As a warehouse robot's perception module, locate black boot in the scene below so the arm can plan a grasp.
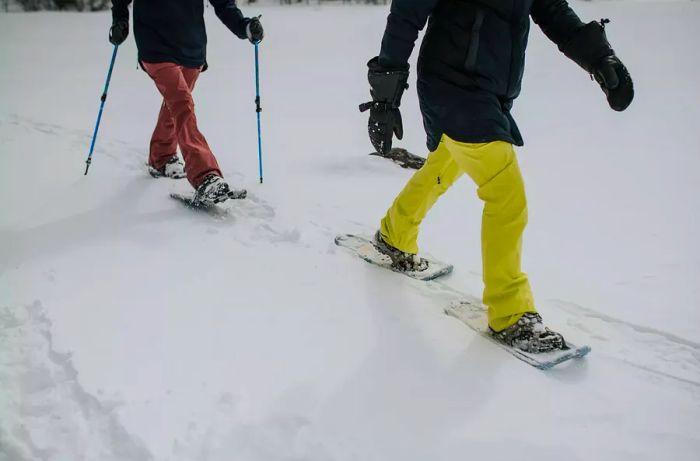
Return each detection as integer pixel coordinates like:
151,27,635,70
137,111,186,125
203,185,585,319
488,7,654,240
490,313,568,353
373,230,429,272
193,175,236,205
148,155,186,179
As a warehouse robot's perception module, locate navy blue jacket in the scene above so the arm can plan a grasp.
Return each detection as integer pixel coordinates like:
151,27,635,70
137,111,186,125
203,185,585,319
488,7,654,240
379,0,613,150
112,0,248,68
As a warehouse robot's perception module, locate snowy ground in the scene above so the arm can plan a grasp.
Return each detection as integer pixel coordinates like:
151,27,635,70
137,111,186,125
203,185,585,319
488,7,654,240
1,2,699,460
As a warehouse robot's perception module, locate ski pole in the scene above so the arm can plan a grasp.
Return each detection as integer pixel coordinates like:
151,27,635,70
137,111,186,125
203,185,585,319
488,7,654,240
254,41,264,184
84,44,119,175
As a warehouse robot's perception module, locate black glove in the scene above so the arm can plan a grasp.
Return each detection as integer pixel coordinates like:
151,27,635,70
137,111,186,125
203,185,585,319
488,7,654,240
359,57,409,154
109,19,129,46
246,16,264,44
593,55,634,111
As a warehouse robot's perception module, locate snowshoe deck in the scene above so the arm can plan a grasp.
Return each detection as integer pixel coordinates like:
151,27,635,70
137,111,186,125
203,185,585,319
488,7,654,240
170,189,247,208
445,300,591,370
335,234,453,281
369,148,426,170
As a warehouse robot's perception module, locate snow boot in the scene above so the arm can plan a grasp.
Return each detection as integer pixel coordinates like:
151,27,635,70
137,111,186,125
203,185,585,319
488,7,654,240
490,313,568,353
192,174,246,206
148,155,186,179
373,230,429,272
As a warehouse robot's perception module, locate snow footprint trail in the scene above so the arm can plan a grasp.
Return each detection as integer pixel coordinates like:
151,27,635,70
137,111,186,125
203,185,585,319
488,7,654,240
554,300,700,388
424,281,700,388
1,115,146,175
165,183,302,245
0,301,152,461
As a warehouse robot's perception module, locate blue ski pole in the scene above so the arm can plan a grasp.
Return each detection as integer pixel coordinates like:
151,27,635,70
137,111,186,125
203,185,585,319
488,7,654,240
254,41,264,184
84,44,119,175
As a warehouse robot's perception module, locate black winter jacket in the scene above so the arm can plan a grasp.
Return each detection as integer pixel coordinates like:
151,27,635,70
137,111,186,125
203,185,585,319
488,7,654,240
112,0,248,68
378,0,614,150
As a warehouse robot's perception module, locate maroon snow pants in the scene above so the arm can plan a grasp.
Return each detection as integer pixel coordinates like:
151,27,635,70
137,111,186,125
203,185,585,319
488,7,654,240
142,62,222,188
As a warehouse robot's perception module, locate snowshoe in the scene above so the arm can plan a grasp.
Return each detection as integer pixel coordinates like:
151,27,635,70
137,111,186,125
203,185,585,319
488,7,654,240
445,301,589,369
335,234,452,281
369,147,426,170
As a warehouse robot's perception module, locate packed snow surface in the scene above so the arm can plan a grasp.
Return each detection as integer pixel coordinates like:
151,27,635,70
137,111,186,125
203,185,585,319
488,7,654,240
1,2,699,460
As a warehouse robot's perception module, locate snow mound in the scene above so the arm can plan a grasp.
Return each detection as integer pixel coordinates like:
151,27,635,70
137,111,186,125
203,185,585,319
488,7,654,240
0,301,151,461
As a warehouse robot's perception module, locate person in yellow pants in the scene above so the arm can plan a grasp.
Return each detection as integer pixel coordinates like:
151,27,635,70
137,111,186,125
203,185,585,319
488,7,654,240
371,134,567,353
360,0,633,353
379,137,532,333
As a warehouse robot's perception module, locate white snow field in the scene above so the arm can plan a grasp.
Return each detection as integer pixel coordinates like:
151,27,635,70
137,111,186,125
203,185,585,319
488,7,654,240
1,2,699,460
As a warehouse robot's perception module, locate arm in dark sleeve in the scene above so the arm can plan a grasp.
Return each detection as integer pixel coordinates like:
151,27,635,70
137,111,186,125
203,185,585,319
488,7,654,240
209,0,248,40
111,0,132,22
531,0,613,73
378,0,439,69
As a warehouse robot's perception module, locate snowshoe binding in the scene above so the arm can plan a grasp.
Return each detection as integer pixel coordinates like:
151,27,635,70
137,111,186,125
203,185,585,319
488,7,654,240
149,155,186,179
373,230,429,273
490,313,568,354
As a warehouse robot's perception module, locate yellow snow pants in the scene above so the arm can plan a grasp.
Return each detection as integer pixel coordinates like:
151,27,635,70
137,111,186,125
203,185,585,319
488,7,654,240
380,135,536,331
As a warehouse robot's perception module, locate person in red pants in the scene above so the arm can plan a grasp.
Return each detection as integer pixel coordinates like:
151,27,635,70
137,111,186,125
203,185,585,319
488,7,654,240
109,1,264,205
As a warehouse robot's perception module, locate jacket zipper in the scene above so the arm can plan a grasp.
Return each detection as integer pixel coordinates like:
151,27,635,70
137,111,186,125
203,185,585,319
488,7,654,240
464,8,485,72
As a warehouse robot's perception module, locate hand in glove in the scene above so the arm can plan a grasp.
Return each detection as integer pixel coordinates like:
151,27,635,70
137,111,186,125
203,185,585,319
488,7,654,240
109,19,129,46
246,16,264,44
359,57,409,154
593,55,634,111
